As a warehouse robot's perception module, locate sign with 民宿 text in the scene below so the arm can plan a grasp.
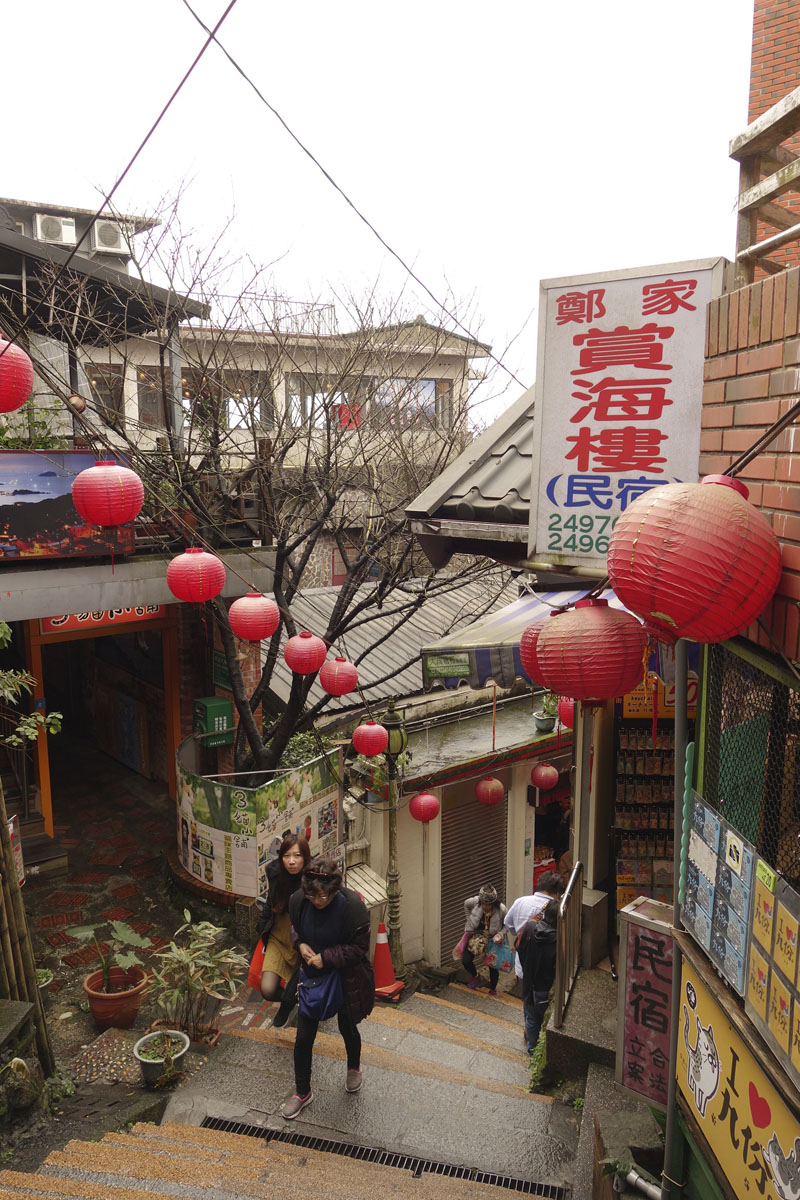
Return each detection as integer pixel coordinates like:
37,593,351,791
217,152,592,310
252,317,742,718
616,896,674,1110
530,258,725,570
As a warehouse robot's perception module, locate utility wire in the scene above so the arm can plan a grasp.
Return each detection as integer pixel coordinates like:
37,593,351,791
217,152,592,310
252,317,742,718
0,0,241,365
179,0,527,394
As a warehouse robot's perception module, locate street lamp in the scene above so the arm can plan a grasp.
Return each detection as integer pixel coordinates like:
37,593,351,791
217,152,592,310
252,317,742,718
382,699,407,978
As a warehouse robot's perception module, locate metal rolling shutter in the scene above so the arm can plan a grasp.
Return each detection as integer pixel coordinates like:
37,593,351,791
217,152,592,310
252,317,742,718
439,789,508,966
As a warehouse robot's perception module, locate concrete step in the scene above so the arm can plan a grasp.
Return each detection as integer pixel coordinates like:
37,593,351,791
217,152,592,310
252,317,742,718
0,1120,534,1199
17,833,68,879
545,968,618,1080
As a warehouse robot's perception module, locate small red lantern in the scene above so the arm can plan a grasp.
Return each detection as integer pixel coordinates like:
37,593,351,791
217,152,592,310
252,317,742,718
535,599,647,703
167,547,226,602
352,720,388,757
228,593,280,641
519,618,546,682
608,475,782,644
409,792,440,823
320,657,359,696
531,762,559,791
557,698,574,729
283,631,327,675
72,460,144,526
0,340,34,413
475,776,504,806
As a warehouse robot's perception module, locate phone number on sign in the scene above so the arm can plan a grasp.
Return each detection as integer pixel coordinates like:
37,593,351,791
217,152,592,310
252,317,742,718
547,513,618,553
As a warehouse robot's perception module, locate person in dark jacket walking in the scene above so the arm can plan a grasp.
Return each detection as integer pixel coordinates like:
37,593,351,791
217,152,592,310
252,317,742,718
256,834,310,1026
516,898,559,1053
281,856,375,1120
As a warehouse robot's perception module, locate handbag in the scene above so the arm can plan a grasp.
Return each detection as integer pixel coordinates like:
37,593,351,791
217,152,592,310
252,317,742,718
297,967,345,1020
467,931,488,957
248,939,266,990
483,933,516,974
452,931,470,960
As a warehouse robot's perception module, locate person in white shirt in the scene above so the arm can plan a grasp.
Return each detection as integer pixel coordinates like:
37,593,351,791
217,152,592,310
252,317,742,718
504,872,565,980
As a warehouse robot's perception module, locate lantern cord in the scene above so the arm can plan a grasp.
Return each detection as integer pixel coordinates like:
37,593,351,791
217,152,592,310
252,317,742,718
492,684,497,751
651,671,658,747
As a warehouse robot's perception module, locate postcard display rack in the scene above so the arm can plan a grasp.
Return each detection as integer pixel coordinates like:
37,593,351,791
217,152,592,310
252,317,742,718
613,718,692,914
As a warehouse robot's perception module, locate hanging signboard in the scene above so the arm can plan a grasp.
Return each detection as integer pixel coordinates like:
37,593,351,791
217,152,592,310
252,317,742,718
677,953,800,1200
40,606,166,634
616,896,674,1110
745,858,800,1093
529,258,725,570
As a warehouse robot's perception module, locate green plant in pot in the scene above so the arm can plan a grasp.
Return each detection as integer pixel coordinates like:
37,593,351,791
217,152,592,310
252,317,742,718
147,909,249,1047
133,1029,190,1088
73,920,152,1030
533,691,558,732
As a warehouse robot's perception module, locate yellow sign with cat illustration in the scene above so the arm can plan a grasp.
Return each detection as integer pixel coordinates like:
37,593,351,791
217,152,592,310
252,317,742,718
677,959,800,1200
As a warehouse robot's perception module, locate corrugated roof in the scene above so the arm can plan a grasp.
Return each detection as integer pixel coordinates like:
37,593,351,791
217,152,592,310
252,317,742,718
266,571,518,712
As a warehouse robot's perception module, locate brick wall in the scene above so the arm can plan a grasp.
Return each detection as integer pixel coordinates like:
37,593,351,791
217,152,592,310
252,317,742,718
747,0,800,273
703,266,800,662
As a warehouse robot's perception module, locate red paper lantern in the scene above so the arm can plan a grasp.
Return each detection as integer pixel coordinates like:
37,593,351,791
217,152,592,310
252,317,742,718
352,720,388,757
409,792,440,823
283,631,327,675
531,762,559,791
535,599,647,703
71,460,145,526
320,656,359,696
228,593,280,641
608,475,782,644
167,547,226,602
475,776,504,806
557,698,574,729
519,618,546,682
0,340,34,413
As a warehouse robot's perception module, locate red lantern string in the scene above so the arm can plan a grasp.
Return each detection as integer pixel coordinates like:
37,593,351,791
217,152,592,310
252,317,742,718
651,672,658,747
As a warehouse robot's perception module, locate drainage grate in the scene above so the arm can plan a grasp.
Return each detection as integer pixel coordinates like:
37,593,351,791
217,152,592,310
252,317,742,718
201,1115,568,1198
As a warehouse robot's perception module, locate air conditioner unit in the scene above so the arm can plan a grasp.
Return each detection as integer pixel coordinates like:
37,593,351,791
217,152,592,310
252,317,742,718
35,214,76,245
89,218,128,255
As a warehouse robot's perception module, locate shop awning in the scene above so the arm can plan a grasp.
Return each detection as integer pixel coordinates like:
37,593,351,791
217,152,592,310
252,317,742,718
421,588,630,690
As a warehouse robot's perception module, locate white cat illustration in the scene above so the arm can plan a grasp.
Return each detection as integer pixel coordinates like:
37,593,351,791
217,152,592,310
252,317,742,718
763,1134,800,1200
683,1006,720,1118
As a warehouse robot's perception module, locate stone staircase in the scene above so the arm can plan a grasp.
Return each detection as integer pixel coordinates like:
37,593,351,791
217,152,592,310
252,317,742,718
0,1119,544,1199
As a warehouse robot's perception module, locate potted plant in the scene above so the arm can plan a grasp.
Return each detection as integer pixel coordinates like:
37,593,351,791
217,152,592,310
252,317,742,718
73,919,153,1030
133,1028,190,1088
533,691,559,733
36,967,53,1007
146,909,249,1049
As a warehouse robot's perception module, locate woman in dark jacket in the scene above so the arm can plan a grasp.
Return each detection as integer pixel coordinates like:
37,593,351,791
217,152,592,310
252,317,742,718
281,856,374,1120
256,834,310,1025
516,898,559,1053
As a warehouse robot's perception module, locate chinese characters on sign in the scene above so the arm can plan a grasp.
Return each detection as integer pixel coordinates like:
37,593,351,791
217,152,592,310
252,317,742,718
617,896,674,1110
745,859,800,1093
677,957,800,1200
40,606,165,634
533,262,719,569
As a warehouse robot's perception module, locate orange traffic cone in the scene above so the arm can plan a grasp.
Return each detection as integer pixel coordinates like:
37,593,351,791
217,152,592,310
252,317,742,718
373,921,404,1000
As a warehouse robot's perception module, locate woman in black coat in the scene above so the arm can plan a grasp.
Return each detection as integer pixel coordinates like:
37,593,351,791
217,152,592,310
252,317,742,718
281,856,374,1120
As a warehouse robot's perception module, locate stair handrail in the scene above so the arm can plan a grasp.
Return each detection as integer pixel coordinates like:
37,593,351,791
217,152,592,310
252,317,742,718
553,860,583,1029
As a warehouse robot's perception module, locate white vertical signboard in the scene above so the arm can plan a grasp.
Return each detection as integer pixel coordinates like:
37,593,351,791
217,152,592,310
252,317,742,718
529,258,726,572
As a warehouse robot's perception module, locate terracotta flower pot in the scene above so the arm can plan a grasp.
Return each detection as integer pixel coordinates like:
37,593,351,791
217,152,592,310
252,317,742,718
82,966,148,1030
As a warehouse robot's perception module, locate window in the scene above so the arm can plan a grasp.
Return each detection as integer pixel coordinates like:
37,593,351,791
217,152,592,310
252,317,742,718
137,365,165,428
86,363,124,430
372,378,439,428
331,544,358,585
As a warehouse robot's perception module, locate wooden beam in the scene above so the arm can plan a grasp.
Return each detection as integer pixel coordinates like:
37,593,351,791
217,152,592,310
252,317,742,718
760,144,798,170
23,622,52,840
756,200,800,231
730,83,800,160
739,157,800,212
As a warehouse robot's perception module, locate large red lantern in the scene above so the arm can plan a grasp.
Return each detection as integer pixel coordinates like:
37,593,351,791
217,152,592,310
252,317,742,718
167,547,225,602
608,475,782,644
352,720,388,757
0,340,34,413
557,698,574,729
531,762,559,791
228,593,280,641
475,776,504,806
409,792,440,823
320,657,359,696
535,599,647,703
283,631,327,675
519,618,546,682
72,460,145,526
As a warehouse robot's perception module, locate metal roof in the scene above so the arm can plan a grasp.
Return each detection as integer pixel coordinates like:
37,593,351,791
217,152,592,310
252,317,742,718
266,571,519,712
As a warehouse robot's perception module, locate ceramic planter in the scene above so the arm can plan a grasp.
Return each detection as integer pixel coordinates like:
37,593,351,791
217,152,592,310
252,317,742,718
82,966,148,1030
533,714,556,733
133,1029,190,1087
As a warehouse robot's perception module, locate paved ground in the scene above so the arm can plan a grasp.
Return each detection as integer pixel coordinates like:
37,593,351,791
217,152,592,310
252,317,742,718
10,743,579,1194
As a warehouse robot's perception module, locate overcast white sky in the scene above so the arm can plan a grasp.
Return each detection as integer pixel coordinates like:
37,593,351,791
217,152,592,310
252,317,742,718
3,1,755,420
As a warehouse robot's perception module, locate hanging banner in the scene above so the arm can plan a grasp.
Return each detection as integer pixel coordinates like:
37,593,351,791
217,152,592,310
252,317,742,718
745,859,800,1094
677,955,800,1200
